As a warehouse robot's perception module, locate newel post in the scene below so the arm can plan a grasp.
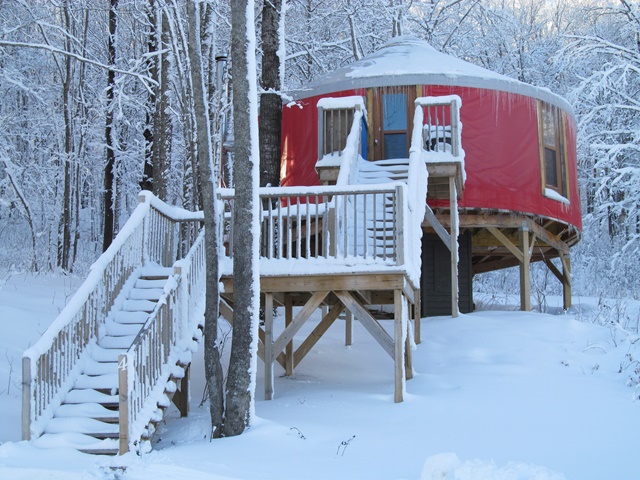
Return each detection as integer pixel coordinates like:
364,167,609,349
22,356,31,441
395,184,405,266
118,354,130,455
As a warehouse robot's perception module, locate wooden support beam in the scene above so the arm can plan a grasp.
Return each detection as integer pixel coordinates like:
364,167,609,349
285,295,294,376
221,297,286,369
519,225,531,311
294,302,344,368
273,291,328,357
544,257,565,284
335,291,394,359
414,287,421,344
450,176,459,318
264,293,274,400
424,204,451,248
394,290,405,403
560,252,572,310
486,226,524,263
172,363,190,417
345,310,353,346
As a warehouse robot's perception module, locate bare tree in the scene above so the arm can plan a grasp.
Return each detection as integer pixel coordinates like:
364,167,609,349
103,0,118,252
224,0,260,437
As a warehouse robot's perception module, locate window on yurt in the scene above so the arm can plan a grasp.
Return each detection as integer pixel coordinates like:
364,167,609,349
538,102,568,199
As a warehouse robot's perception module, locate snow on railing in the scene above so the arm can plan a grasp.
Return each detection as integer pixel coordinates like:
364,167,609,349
415,95,463,163
118,229,205,454
22,192,203,442
316,96,367,186
219,184,406,268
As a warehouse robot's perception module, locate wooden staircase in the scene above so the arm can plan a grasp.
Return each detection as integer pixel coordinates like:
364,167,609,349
32,267,189,455
354,158,411,258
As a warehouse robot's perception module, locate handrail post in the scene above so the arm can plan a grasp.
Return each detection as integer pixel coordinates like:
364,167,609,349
318,106,324,161
22,356,31,441
118,354,130,455
395,185,405,266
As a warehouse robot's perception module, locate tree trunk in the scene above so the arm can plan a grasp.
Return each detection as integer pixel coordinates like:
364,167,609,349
186,0,225,437
59,0,74,271
140,0,157,192
259,0,282,189
103,0,118,252
224,0,260,437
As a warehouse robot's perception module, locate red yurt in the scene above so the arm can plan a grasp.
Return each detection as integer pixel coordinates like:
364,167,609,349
280,36,581,315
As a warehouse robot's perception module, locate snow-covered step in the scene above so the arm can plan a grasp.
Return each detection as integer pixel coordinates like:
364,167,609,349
135,278,167,289
44,417,119,437
128,287,164,301
90,346,123,363
139,266,173,280
33,432,119,455
64,388,118,407
122,298,156,312
105,320,143,337
75,373,118,391
83,358,117,376
98,334,136,349
56,403,119,422
113,311,149,325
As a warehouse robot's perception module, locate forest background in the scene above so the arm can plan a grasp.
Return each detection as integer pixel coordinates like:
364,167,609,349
0,0,638,305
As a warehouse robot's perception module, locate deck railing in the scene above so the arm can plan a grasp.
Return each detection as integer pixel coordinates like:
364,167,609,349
118,228,205,454
22,192,203,441
220,184,408,267
415,95,462,157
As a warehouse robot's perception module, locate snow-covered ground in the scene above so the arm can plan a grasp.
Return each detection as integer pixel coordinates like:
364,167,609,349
1,273,639,479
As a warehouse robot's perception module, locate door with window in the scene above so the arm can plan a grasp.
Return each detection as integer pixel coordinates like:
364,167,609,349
370,86,417,160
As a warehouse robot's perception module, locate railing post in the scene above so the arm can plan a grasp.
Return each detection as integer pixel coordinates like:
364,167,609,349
22,356,31,441
318,106,324,161
395,185,405,266
118,354,130,455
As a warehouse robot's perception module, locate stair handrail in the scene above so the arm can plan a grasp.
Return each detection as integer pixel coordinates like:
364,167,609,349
22,191,203,441
118,227,205,454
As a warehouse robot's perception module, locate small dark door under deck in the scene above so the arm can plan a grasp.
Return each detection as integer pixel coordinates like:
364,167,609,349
421,230,473,316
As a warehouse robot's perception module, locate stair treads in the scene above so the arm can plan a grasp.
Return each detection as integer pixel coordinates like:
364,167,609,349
45,417,119,435
98,335,136,349
75,373,118,390
128,288,164,301
139,266,173,279
56,402,119,420
105,321,143,337
135,278,167,289
90,346,122,363
83,358,117,376
65,389,118,405
113,311,149,324
33,432,118,451
122,299,156,312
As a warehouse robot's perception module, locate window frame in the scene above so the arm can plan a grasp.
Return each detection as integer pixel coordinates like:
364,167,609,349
538,101,569,200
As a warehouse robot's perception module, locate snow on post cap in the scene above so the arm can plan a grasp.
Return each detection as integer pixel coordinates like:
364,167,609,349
290,36,573,114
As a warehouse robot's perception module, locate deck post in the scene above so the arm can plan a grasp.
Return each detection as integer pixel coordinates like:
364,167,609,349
118,354,130,455
560,253,572,310
394,289,405,403
449,176,459,317
414,287,421,344
264,293,275,400
285,295,294,376
22,356,31,441
519,225,531,311
345,310,353,346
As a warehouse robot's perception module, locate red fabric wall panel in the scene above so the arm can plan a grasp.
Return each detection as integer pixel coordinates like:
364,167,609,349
280,85,581,230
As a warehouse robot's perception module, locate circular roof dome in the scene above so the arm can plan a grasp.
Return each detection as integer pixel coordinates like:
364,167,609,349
291,36,572,113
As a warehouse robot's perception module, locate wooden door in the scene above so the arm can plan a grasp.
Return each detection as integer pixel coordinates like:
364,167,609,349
370,86,417,161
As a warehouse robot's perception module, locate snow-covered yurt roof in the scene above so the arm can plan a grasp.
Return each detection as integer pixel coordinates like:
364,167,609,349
291,36,573,113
